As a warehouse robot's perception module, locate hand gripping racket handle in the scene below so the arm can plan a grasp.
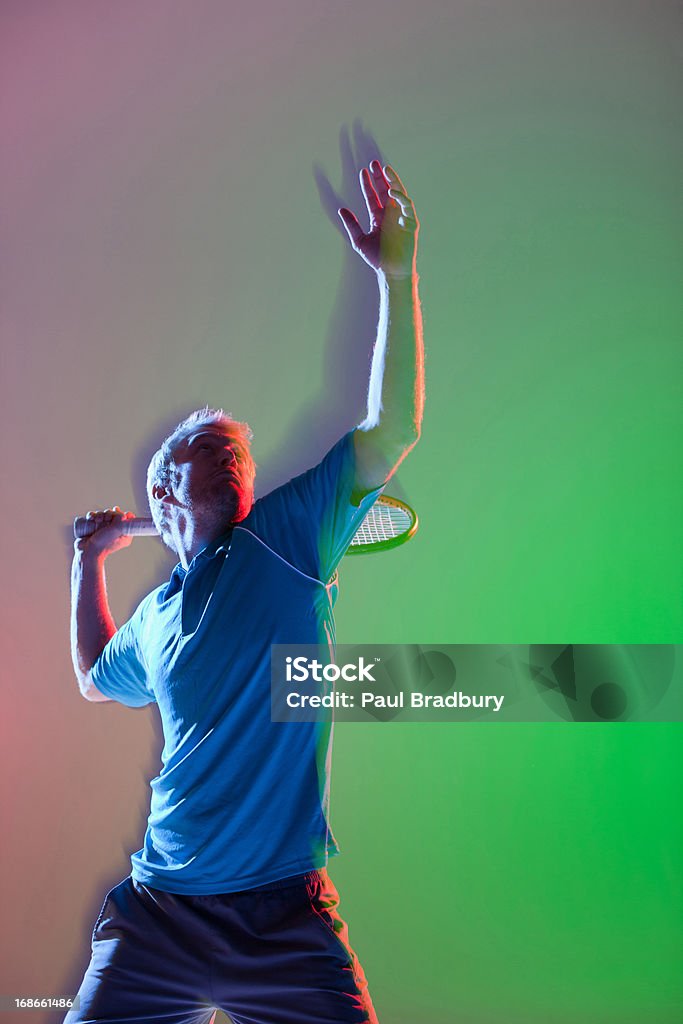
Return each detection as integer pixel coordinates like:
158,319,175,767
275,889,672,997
73,516,159,539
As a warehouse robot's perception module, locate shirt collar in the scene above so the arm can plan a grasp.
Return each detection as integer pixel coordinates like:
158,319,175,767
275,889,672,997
164,526,234,596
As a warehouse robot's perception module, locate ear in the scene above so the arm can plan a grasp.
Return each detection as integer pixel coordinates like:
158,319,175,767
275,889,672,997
152,483,175,505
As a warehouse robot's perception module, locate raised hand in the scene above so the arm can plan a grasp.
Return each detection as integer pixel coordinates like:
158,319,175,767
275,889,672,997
338,160,419,280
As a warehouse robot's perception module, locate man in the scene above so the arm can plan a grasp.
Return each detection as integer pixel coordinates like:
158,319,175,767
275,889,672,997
67,160,424,1024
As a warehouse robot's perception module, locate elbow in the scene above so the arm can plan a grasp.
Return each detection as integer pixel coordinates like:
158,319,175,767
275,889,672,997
401,425,421,454
77,669,109,702
385,429,420,474
74,662,91,699
78,675,96,701
384,420,422,451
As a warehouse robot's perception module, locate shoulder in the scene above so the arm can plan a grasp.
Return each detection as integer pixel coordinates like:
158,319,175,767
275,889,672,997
126,585,166,634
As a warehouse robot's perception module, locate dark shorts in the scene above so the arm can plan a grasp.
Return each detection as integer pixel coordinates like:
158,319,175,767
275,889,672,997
64,868,378,1024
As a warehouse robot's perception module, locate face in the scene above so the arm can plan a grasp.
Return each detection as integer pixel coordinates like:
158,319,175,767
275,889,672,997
161,427,255,531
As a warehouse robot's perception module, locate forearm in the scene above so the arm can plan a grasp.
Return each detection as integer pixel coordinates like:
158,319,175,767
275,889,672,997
361,271,425,442
70,549,116,693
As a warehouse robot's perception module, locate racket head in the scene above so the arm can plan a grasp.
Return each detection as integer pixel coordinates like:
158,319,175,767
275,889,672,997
347,494,418,555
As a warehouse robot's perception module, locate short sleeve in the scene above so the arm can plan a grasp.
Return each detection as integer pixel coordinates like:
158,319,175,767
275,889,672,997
89,599,156,707
244,429,386,582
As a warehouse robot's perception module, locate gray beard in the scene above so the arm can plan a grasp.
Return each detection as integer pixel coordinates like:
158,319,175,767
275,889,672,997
188,484,239,536
160,479,251,556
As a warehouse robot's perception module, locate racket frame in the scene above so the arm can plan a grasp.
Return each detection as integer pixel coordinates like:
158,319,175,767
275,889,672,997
346,494,418,555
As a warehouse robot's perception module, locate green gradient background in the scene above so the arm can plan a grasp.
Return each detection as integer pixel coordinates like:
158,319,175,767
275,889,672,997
1,2,681,1022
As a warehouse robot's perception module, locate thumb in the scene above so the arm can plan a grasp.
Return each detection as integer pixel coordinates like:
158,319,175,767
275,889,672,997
338,208,364,249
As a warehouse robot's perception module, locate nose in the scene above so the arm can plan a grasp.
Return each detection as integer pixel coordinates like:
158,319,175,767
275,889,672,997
220,448,237,469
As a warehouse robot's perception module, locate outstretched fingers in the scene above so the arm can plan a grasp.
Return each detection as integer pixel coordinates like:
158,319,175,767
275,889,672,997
338,160,417,263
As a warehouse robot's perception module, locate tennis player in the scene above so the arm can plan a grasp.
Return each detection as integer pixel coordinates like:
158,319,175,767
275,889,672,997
67,160,424,1024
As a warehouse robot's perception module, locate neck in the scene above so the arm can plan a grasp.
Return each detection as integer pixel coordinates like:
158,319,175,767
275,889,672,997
170,514,231,570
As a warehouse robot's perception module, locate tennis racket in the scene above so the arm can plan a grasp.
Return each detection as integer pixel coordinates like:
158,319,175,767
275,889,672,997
73,495,418,555
346,494,418,554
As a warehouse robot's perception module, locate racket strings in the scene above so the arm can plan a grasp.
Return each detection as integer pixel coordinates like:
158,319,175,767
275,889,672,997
351,503,413,546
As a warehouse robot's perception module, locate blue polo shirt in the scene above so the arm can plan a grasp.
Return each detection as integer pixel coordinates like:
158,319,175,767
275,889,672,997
90,430,384,894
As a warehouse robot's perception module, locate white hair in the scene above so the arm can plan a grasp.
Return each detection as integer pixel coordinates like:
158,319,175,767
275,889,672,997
146,407,255,546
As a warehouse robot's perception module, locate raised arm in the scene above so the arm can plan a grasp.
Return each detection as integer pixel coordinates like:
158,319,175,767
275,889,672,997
70,507,134,701
338,161,424,492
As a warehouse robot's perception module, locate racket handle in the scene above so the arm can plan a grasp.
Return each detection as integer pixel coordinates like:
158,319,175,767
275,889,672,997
73,516,159,539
